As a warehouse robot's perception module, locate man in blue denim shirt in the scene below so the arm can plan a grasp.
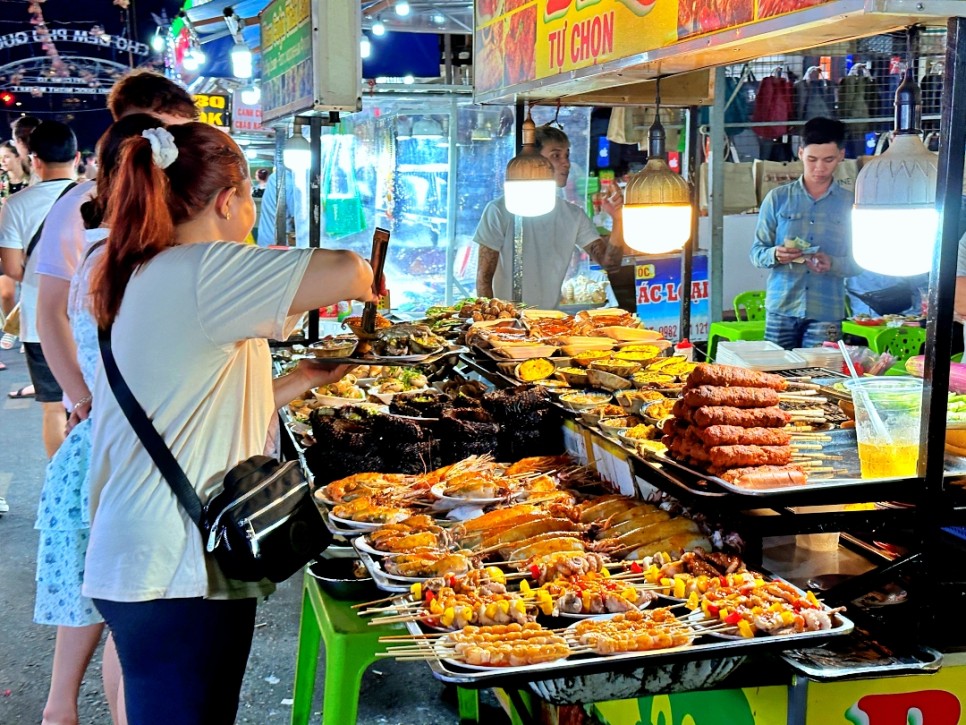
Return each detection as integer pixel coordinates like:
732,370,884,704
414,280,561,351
750,117,862,349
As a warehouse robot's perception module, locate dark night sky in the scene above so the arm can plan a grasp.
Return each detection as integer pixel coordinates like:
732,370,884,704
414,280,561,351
0,0,183,149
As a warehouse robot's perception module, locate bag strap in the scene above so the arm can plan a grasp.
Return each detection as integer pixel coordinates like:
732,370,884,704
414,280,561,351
97,325,205,528
25,181,79,261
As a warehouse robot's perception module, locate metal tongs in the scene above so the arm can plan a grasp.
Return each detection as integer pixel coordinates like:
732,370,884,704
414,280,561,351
361,227,390,334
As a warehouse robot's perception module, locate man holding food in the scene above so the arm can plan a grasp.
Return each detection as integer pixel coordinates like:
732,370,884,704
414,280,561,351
750,117,862,349
474,124,625,310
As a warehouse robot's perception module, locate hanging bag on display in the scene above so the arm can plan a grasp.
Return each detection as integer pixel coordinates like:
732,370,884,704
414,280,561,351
98,326,331,583
321,132,366,238
755,159,804,205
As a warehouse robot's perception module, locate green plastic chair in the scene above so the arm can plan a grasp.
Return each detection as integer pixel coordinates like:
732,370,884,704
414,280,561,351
733,290,766,321
872,326,927,375
706,291,767,361
291,569,479,725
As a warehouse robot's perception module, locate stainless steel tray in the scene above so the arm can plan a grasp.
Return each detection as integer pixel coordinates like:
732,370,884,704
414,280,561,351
354,546,410,593
400,609,854,688
641,429,966,497
781,631,942,680
300,344,469,366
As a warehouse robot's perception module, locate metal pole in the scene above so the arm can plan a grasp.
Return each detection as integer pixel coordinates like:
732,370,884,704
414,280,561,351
679,105,699,343
512,215,524,303
444,95,459,305
919,16,966,641
709,66,727,323
307,115,323,343
511,100,526,303
274,125,287,246
443,34,454,86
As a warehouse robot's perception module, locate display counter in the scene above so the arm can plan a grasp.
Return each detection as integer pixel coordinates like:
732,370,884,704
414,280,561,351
274,311,966,723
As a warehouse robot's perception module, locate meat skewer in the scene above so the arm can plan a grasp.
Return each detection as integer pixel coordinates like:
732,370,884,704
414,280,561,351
693,425,792,447
685,364,788,391
683,386,781,409
692,406,791,429
708,444,793,468
716,465,808,489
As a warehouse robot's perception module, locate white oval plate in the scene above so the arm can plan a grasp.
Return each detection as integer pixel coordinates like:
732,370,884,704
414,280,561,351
327,514,385,531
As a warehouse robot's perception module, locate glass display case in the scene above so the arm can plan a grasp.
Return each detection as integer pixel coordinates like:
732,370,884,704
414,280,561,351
308,96,593,313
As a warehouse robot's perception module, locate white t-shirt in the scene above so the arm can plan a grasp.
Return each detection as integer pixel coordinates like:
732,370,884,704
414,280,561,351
35,179,96,281
83,242,313,602
472,196,600,309
0,179,76,342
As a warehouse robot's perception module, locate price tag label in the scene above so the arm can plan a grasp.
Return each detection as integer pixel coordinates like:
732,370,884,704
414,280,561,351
591,437,636,496
562,419,588,464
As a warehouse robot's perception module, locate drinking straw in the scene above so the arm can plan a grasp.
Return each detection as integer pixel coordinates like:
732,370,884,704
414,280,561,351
838,340,891,443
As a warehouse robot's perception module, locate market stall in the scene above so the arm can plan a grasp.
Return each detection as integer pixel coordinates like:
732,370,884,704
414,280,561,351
270,281,962,723
271,1,966,722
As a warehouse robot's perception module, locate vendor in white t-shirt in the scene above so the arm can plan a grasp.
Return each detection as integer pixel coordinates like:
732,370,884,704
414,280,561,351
473,125,625,309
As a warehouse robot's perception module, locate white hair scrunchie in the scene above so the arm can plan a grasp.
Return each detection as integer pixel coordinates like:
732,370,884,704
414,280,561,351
141,127,179,170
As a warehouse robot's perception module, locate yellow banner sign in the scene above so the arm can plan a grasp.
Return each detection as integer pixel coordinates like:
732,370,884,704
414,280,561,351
475,0,834,96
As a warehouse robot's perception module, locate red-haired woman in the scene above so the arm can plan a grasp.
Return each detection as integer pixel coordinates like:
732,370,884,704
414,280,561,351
81,122,374,724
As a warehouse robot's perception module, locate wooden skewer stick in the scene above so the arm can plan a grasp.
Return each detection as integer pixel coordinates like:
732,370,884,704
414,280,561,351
779,394,828,404
353,594,402,609
790,442,823,449
785,381,820,389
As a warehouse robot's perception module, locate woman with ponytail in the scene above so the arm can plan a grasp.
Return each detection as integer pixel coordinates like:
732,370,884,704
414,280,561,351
81,122,374,725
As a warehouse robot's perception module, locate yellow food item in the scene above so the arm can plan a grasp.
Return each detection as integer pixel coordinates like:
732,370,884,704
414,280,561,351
615,348,661,363
516,357,555,382
571,350,612,367
947,430,966,448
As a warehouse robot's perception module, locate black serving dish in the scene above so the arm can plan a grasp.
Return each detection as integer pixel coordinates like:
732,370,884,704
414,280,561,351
307,557,378,601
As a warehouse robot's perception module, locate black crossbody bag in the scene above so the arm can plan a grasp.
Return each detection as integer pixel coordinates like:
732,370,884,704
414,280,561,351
98,326,331,583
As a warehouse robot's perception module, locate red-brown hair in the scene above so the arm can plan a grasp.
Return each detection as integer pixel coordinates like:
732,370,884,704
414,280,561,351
92,122,248,326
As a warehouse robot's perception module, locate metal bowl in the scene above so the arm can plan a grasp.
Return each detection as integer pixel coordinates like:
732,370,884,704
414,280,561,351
307,558,378,601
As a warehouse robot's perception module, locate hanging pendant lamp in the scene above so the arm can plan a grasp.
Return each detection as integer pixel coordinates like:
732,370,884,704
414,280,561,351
622,78,693,254
503,105,557,217
852,68,939,276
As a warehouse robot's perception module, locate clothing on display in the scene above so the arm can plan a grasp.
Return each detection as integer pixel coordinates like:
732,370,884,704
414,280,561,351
795,68,836,121
752,71,794,142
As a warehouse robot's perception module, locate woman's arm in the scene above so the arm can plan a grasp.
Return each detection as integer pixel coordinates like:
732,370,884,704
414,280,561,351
288,249,375,315
272,359,354,410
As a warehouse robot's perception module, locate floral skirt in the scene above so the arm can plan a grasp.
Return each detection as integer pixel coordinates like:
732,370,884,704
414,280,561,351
34,419,102,627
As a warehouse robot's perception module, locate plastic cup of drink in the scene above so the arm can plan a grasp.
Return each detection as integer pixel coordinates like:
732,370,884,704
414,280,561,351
844,378,922,479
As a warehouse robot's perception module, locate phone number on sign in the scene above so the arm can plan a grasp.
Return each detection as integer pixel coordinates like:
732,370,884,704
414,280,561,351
657,321,709,340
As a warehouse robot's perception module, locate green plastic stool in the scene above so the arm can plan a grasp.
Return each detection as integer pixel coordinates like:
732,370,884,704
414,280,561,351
706,291,767,362
291,570,480,725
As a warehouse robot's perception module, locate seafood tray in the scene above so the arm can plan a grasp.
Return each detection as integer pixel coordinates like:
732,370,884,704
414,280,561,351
354,546,411,593
401,608,853,688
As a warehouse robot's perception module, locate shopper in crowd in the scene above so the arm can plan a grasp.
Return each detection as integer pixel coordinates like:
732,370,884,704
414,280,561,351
256,166,308,246
749,117,861,349
1,119,39,355
254,167,269,197
0,140,32,362
32,113,169,725
0,121,77,444
1,140,31,197
106,68,200,123
30,70,199,725
473,124,625,310
11,115,40,169
82,122,374,724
